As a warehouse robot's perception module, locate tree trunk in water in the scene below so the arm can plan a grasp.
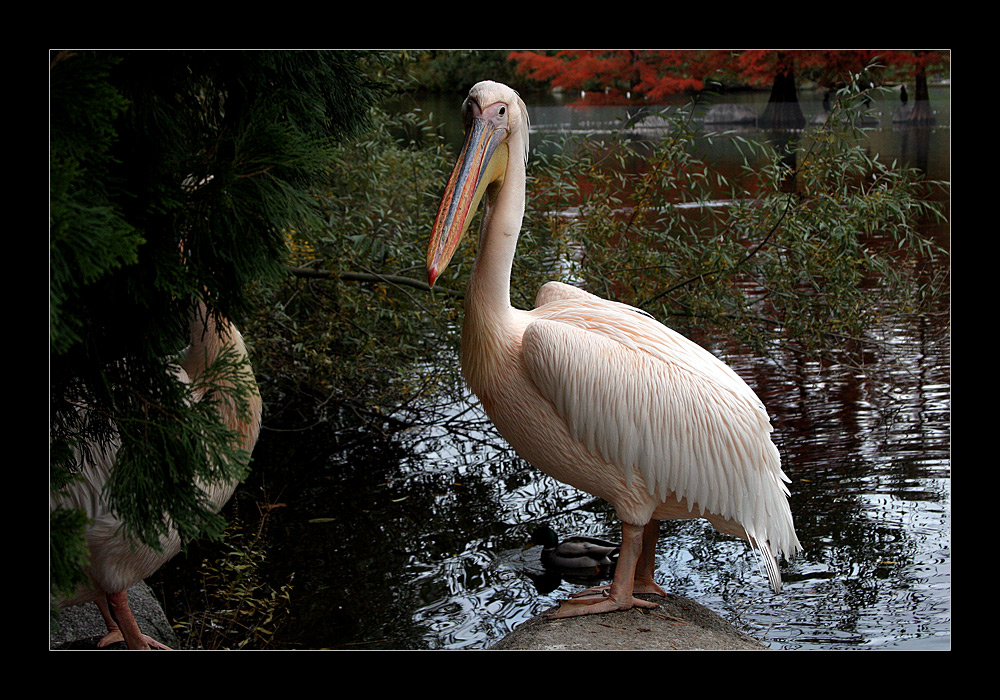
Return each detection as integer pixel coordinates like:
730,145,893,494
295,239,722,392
905,66,936,125
759,68,806,129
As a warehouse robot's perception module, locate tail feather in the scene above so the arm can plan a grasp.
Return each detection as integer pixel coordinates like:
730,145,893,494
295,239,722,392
749,534,783,593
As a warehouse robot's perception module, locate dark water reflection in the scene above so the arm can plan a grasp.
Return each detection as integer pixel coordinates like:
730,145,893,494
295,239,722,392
743,310,950,649
161,86,949,650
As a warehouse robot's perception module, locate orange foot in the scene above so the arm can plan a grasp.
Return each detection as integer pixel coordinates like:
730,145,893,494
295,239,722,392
97,629,171,650
569,584,610,598
633,577,668,597
546,589,659,619
569,579,668,599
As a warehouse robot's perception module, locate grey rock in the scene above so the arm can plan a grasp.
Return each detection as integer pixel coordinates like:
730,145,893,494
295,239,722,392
491,593,767,651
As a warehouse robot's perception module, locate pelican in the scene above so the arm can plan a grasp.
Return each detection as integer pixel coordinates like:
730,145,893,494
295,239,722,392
427,81,800,618
51,301,262,648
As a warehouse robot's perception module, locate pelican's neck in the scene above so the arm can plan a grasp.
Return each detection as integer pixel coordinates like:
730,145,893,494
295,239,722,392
461,134,527,396
182,301,262,452
466,137,526,319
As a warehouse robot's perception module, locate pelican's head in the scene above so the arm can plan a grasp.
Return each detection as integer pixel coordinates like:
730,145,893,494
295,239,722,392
427,81,529,287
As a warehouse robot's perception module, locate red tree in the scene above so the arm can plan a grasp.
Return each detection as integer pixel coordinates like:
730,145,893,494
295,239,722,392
508,50,948,125
508,50,728,104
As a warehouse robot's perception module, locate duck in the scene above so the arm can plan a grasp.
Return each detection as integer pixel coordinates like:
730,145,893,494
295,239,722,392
527,525,620,573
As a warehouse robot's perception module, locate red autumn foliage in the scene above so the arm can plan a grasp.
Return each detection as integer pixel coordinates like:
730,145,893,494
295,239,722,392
508,50,949,105
509,50,726,104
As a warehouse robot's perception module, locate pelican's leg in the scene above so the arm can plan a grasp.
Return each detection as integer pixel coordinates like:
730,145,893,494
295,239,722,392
99,589,171,650
567,519,666,599
94,595,125,647
546,522,659,619
633,519,668,596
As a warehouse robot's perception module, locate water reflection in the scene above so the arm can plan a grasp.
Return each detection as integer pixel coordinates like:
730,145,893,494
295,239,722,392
237,284,948,650
754,307,950,649
400,85,950,184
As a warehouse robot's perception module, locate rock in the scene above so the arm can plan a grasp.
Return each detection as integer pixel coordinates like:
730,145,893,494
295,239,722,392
491,593,767,651
49,582,178,650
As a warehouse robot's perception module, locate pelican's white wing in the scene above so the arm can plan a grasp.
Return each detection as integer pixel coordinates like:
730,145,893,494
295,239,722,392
523,285,800,577
534,282,759,405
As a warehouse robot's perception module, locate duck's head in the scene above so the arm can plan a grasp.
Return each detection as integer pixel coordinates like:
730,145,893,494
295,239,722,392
526,524,559,549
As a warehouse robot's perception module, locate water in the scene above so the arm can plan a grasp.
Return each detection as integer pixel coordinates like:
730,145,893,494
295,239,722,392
240,301,949,650
161,85,950,650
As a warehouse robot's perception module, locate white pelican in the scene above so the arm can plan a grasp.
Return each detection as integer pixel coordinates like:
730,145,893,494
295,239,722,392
51,302,262,648
427,81,800,618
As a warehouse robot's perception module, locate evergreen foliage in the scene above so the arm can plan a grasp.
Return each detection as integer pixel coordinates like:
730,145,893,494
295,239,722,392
49,50,386,600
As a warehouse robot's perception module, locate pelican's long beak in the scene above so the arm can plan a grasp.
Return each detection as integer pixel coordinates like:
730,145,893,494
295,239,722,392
427,115,508,288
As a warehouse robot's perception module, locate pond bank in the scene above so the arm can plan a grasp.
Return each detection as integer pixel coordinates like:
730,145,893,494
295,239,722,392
52,576,767,651
491,593,768,650
52,586,765,650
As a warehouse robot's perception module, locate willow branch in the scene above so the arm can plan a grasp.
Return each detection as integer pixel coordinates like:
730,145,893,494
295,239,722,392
639,192,794,309
288,266,464,298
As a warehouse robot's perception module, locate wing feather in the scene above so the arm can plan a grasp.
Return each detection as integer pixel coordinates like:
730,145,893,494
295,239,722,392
522,290,799,567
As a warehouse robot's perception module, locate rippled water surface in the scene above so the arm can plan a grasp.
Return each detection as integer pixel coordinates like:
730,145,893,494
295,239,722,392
243,300,950,650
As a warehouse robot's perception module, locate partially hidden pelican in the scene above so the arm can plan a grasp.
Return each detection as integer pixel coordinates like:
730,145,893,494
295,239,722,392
51,301,262,648
427,81,800,618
